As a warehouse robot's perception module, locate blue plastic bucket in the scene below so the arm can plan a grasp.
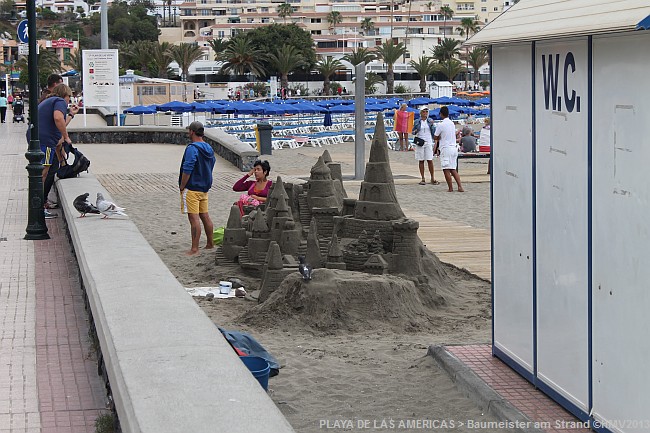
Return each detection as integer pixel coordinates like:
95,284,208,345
239,356,270,391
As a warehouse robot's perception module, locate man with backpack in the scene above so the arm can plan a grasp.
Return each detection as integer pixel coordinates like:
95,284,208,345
38,83,79,218
179,121,216,256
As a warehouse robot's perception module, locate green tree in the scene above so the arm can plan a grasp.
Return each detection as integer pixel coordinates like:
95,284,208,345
237,24,316,75
220,36,266,77
0,0,16,19
17,49,63,88
467,46,488,88
439,5,454,37
342,47,376,67
267,44,305,91
360,17,374,36
409,56,436,93
315,56,343,95
206,38,230,61
326,11,342,31
150,42,174,78
90,0,159,44
122,40,156,76
169,43,204,100
364,72,383,94
457,17,481,90
277,3,293,24
430,38,461,62
375,40,407,94
436,58,465,83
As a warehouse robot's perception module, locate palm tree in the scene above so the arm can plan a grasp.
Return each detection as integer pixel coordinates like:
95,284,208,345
151,42,174,78
206,38,230,62
364,72,383,94
375,40,407,94
169,43,205,100
17,49,63,88
315,56,343,95
409,56,436,93
326,11,342,31
267,44,305,91
467,46,488,89
436,58,465,84
360,17,374,36
122,40,155,77
439,5,454,37
342,47,377,67
220,37,267,77
430,38,461,62
277,3,293,24
457,17,481,90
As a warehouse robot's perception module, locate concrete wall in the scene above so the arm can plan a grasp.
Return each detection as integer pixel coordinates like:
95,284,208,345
57,175,294,433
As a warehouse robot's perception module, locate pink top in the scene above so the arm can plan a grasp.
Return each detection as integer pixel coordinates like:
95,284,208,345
233,174,272,198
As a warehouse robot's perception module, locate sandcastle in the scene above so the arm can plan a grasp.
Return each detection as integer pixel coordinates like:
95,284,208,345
219,112,448,304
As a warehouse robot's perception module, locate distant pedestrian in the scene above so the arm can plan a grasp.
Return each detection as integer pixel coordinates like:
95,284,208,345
434,106,464,192
179,121,216,256
0,92,7,123
411,108,438,185
39,74,63,103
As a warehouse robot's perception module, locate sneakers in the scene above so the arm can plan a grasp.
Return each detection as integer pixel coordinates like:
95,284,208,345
44,210,58,219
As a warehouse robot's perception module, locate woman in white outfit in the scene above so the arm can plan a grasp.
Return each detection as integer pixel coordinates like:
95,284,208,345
411,108,439,185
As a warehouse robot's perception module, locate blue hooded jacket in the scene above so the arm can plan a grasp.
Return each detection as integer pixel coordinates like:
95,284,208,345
179,140,216,193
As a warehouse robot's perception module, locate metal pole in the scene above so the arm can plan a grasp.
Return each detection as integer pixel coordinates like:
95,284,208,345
354,62,365,179
24,0,49,240
100,0,108,49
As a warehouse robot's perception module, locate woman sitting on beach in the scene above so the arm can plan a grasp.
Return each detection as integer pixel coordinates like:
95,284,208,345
233,160,273,215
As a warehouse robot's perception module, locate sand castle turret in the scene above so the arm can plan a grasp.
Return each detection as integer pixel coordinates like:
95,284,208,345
242,210,271,265
354,112,405,221
307,157,341,209
259,242,294,303
321,149,347,199
267,178,301,256
325,233,346,270
222,205,248,261
305,217,324,269
391,218,422,275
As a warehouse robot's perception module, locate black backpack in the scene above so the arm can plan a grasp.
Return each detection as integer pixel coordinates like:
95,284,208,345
58,143,91,179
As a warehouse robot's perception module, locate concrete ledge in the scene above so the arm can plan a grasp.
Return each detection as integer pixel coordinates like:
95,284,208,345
68,126,259,171
428,345,544,433
57,175,294,433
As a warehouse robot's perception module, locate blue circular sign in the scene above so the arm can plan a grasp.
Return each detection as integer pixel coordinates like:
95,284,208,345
17,20,29,44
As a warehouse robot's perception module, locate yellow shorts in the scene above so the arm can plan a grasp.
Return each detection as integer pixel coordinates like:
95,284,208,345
180,190,209,214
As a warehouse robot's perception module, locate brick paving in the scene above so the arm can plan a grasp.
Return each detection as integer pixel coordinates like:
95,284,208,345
447,345,590,433
0,122,106,433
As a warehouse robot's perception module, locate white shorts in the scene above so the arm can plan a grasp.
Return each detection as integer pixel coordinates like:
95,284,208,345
415,142,433,161
440,147,458,170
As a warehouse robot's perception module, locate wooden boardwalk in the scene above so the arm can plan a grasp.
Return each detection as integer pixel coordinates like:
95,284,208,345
406,210,491,281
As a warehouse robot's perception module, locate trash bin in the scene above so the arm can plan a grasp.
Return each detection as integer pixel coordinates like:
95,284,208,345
255,122,273,155
105,114,116,126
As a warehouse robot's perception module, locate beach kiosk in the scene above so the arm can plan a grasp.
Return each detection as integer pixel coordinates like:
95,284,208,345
429,81,453,99
467,1,650,431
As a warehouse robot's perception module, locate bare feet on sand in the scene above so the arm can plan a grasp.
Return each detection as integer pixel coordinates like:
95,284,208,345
458,188,465,192
185,249,200,256
204,245,214,250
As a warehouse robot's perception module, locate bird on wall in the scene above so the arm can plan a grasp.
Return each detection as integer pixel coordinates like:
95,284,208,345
96,193,128,219
298,255,313,281
73,193,100,217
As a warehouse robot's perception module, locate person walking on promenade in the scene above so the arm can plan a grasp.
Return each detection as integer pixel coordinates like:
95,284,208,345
0,92,7,123
434,106,464,192
38,84,79,218
412,108,438,185
39,74,63,103
179,121,216,256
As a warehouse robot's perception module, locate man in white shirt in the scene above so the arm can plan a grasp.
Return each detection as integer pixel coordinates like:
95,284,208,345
434,106,464,192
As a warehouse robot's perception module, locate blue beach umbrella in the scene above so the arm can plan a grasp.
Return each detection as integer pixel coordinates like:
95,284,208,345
157,101,193,113
123,105,157,114
475,97,491,105
328,104,356,114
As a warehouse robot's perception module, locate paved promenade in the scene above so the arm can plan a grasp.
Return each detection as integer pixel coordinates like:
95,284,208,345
1,122,106,433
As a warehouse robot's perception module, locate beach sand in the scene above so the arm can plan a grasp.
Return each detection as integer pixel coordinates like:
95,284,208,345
89,139,500,432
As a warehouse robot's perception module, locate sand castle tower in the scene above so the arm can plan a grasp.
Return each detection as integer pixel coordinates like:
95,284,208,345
269,182,301,256
259,242,294,303
391,218,422,275
354,112,405,221
303,156,342,237
325,233,346,270
222,205,248,261
240,210,271,269
321,149,347,200
305,217,324,269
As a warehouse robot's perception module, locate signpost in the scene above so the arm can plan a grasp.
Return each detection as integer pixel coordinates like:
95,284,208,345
17,20,28,43
82,49,120,126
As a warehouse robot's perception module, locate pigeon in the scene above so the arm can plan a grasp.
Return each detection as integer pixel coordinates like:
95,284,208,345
96,193,128,219
73,193,100,218
298,255,313,281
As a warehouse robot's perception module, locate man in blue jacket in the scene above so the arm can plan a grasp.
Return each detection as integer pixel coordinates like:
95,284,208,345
179,121,217,256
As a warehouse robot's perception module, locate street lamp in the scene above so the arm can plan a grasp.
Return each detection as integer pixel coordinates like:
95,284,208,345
25,0,49,240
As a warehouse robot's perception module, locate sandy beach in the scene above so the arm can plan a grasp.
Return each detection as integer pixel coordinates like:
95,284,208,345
86,138,500,432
